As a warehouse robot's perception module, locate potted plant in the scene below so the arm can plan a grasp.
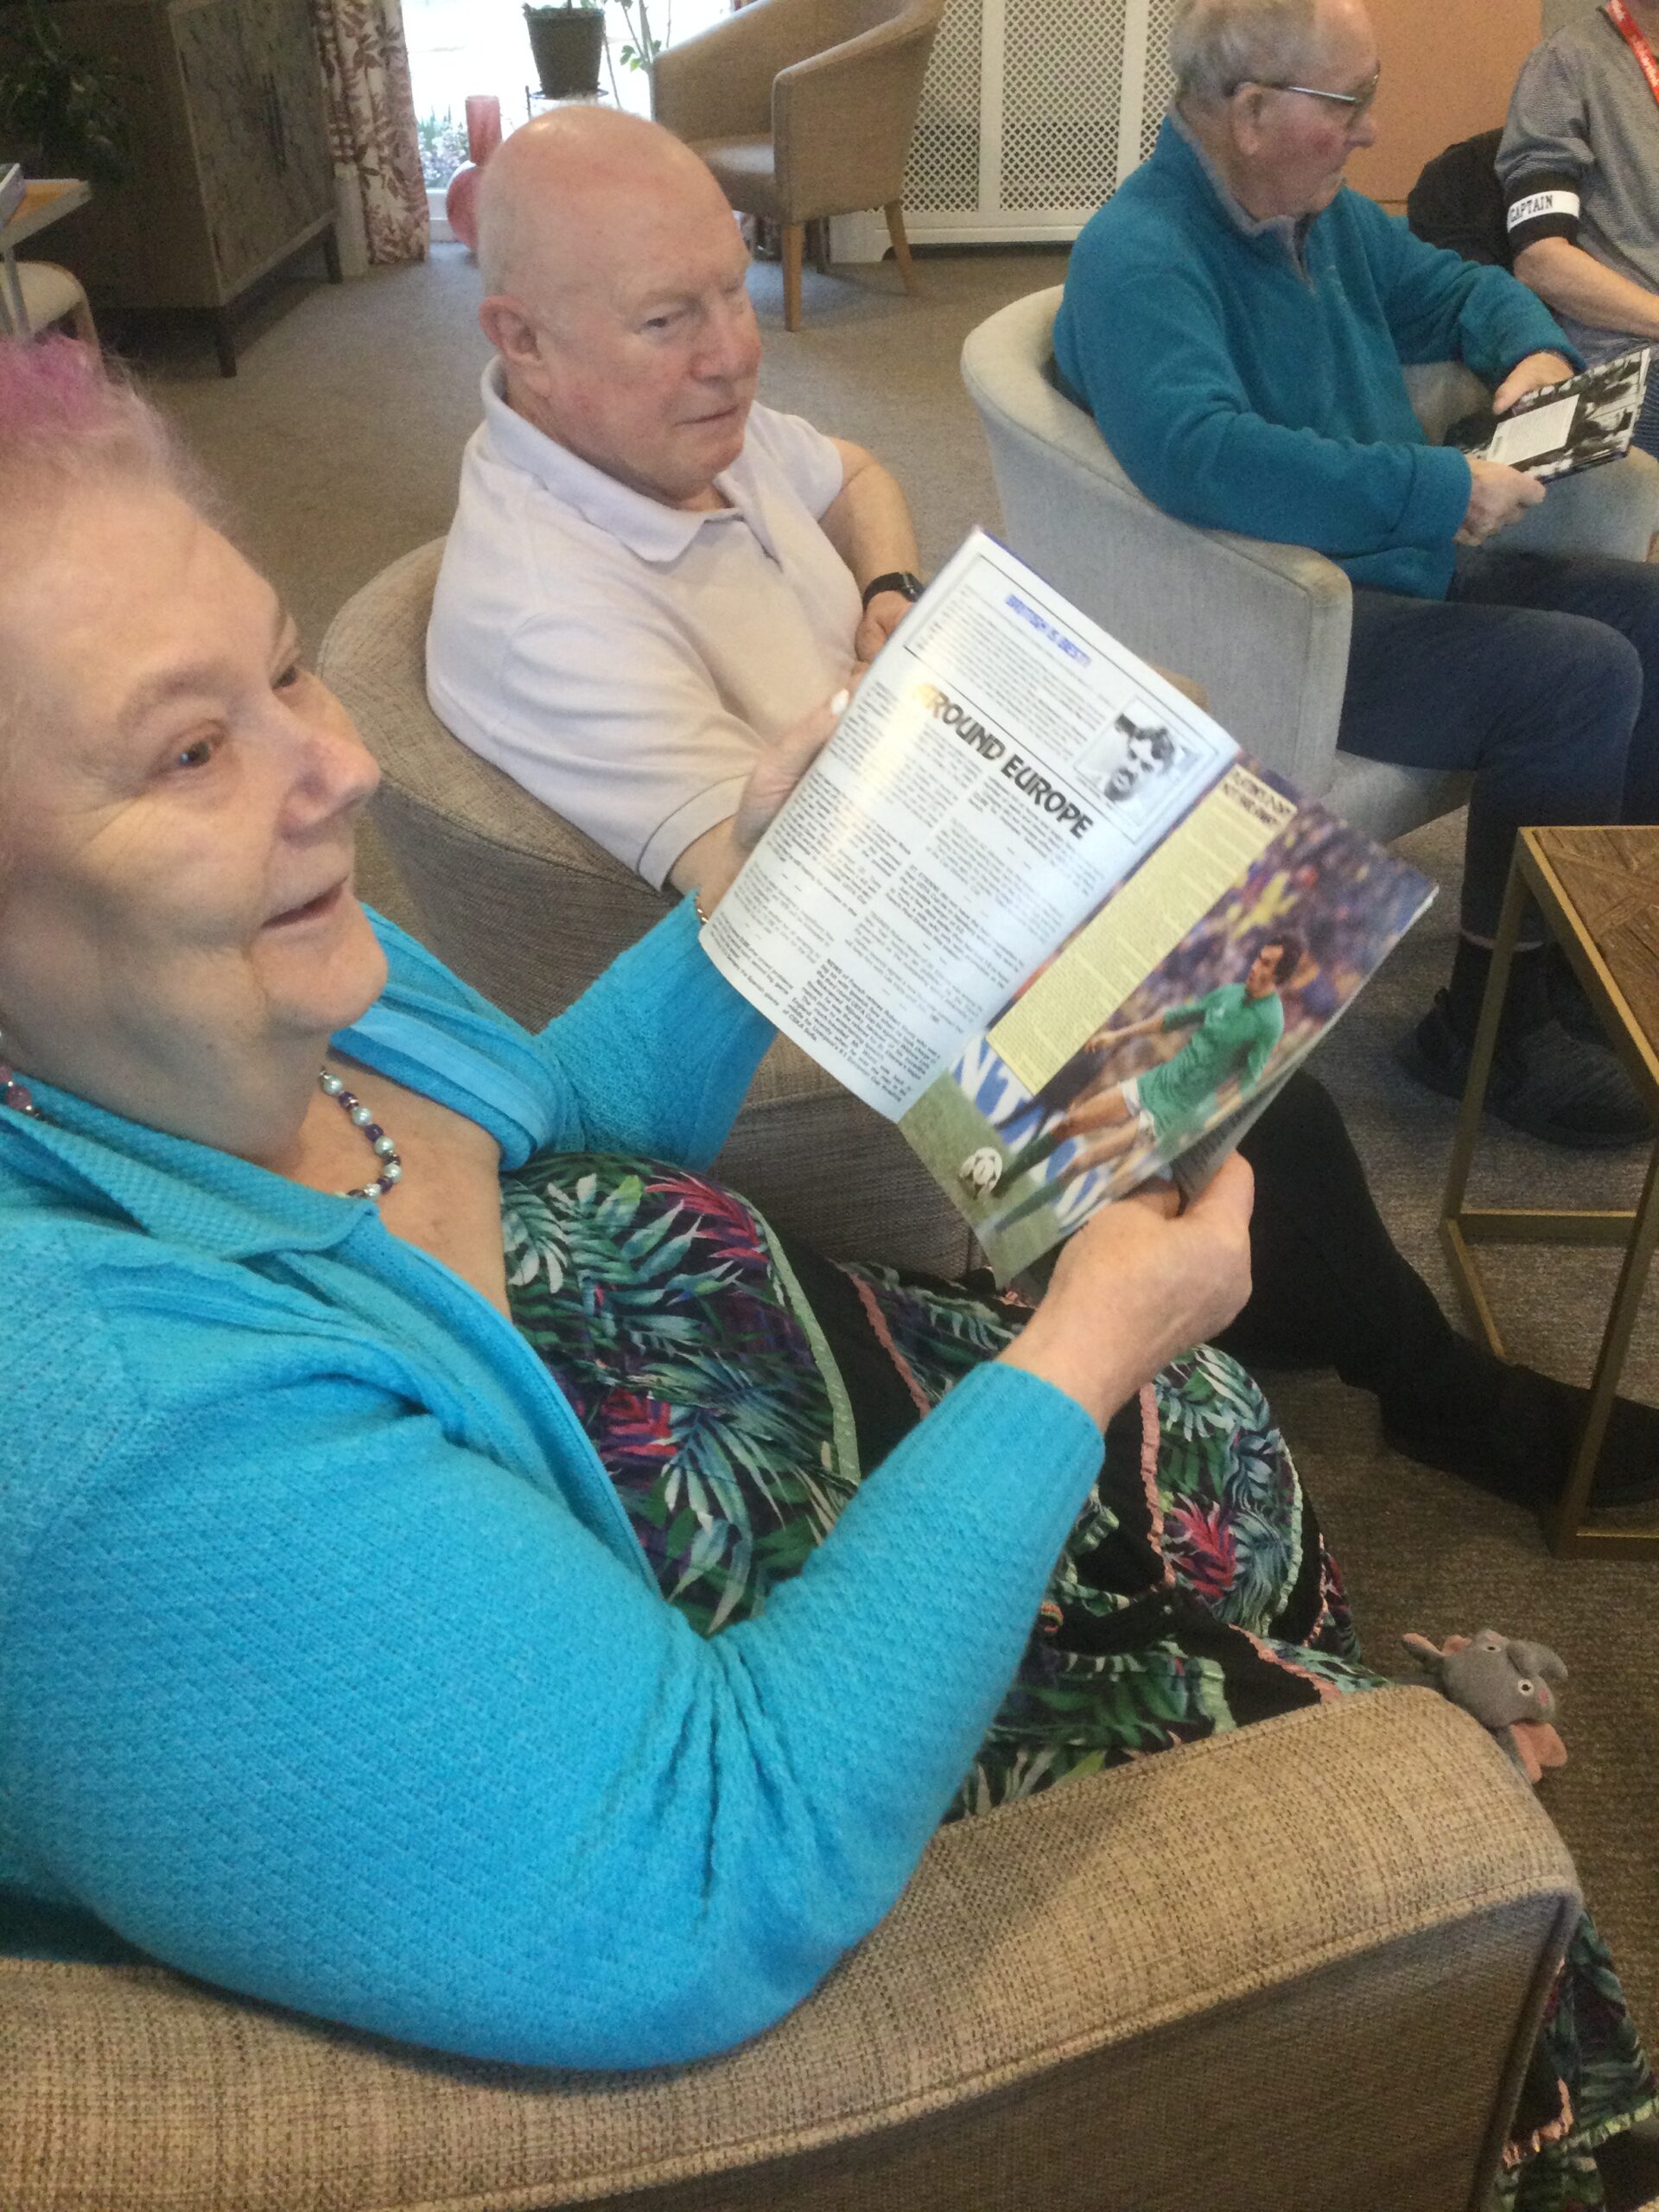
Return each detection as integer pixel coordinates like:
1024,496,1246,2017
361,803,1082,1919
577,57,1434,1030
523,3,607,102
0,0,129,182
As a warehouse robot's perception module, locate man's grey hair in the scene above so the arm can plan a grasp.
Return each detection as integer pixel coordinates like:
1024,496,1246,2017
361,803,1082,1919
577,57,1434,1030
1169,0,1321,105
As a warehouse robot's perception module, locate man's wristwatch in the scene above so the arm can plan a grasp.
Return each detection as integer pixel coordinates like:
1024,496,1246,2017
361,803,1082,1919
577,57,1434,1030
861,569,925,610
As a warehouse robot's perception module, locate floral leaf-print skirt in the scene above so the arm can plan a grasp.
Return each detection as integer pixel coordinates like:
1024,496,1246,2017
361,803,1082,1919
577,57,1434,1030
503,1148,1655,2202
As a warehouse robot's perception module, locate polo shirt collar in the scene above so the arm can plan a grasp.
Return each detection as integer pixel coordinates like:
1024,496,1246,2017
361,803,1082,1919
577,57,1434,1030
478,358,750,565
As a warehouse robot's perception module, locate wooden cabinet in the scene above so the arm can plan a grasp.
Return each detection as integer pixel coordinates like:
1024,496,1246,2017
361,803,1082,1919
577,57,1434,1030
17,0,337,372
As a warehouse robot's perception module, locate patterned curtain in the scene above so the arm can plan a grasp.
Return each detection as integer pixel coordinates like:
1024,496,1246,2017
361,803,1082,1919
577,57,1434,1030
308,0,429,266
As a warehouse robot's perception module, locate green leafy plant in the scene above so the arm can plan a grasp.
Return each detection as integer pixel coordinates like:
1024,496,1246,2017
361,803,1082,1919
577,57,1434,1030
0,0,130,184
614,0,666,73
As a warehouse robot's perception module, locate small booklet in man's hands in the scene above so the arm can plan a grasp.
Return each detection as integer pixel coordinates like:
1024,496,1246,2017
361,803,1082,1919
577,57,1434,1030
700,531,1433,1281
1460,346,1650,483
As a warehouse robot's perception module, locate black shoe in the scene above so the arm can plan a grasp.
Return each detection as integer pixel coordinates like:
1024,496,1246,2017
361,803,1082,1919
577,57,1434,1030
1396,992,1653,1149
1385,1363,1659,1510
1545,942,1606,1043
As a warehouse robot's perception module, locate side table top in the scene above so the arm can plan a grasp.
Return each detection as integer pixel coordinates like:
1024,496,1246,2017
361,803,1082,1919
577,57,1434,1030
1530,825,1659,1056
0,178,92,252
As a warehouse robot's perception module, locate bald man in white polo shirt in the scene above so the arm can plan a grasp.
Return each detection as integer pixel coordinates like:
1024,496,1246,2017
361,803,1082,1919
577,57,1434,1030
427,107,924,904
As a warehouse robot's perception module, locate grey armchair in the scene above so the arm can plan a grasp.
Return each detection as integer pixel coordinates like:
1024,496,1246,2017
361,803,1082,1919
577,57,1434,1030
652,0,944,330
316,538,973,1278
961,285,1659,843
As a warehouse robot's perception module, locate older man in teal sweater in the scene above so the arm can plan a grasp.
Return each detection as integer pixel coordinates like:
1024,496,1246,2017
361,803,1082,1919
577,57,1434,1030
1056,0,1659,1148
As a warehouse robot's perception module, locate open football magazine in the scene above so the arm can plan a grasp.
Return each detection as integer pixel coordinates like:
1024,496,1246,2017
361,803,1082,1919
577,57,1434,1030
1460,346,1651,483
700,530,1434,1281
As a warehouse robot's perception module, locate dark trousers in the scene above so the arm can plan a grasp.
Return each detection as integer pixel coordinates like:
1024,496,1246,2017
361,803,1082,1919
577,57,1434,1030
1214,1069,1495,1424
1338,546,1659,938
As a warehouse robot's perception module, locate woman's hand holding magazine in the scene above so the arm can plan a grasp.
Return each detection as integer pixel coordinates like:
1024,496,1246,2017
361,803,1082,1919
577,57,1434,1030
998,1155,1255,1428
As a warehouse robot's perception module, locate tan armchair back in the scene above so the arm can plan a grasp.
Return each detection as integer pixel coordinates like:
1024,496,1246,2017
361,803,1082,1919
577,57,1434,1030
653,0,944,327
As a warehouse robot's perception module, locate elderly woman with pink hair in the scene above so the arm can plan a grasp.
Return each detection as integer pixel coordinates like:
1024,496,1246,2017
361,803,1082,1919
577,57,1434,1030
0,340,1650,2200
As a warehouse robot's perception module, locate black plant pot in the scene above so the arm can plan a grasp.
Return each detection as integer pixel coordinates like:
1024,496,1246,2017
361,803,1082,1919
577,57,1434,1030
524,7,607,99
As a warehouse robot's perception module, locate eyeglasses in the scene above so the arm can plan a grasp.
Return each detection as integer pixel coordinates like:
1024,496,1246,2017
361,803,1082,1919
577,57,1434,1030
1244,65,1381,118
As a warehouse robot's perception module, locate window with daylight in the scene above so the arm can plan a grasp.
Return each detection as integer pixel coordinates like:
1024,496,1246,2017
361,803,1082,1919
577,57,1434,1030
407,0,732,190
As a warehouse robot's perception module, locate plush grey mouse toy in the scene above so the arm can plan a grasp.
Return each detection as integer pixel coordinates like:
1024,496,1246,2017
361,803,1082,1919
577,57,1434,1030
1402,1629,1568,1783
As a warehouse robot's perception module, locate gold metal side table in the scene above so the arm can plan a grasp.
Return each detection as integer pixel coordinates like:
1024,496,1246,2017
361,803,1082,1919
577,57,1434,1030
1440,825,1659,1558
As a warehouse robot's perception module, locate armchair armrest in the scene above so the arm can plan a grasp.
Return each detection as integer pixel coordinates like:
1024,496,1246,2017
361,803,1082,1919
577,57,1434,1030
0,1691,1576,2212
1404,358,1491,444
1506,447,1659,563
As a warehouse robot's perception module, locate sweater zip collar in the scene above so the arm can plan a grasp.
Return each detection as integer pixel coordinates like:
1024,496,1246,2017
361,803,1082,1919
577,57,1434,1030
1166,110,1317,278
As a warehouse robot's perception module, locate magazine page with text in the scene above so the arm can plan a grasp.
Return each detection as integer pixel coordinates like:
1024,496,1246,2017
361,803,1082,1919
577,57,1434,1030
699,528,1241,1116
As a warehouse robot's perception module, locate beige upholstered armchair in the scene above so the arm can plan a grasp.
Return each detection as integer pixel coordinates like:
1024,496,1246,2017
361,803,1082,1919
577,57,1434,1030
961,285,1659,843
1,1692,1580,2210
316,538,972,1278
652,0,944,330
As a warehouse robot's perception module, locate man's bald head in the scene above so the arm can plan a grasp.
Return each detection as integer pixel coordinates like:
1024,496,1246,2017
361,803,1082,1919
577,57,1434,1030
478,109,732,312
474,109,762,509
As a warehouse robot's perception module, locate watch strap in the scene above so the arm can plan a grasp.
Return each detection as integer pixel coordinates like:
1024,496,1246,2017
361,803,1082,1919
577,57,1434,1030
861,569,925,610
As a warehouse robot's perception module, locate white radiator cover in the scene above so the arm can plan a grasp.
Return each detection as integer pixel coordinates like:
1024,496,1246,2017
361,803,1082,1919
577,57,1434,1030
832,0,1176,259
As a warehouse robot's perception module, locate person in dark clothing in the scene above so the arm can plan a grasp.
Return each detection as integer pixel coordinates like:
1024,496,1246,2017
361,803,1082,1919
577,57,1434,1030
1222,1068,1659,1506
1406,129,1510,270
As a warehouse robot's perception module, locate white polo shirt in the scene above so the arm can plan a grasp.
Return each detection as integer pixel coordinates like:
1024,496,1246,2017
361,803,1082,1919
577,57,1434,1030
427,361,862,888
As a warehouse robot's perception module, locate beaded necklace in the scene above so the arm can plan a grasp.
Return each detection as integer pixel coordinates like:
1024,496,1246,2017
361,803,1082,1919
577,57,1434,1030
0,1051,404,1203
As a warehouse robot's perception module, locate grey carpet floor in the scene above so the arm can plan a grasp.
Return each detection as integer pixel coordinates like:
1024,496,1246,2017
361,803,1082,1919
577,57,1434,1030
137,243,1659,2087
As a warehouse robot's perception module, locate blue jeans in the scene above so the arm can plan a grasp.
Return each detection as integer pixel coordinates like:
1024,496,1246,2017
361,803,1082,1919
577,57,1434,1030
1339,547,1659,937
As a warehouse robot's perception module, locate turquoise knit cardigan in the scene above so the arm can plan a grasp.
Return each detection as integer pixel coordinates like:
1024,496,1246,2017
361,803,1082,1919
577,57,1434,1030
1054,118,1577,601
0,902,1099,2067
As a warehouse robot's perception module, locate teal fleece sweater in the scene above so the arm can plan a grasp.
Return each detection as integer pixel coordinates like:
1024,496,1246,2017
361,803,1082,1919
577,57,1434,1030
0,902,1100,2067
1053,118,1577,600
